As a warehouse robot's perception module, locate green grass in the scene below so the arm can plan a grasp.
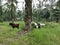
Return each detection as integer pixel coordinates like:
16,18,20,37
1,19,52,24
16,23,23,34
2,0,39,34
0,21,60,45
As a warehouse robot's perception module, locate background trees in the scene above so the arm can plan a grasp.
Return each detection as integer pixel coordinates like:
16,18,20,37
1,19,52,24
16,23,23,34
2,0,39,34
52,8,60,22
0,0,60,23
57,0,60,8
0,0,3,22
7,0,17,21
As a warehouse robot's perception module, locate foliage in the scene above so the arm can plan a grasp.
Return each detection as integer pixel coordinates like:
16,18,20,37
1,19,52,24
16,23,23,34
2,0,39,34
51,8,60,22
16,10,24,21
32,8,51,22
57,0,60,8
0,0,60,22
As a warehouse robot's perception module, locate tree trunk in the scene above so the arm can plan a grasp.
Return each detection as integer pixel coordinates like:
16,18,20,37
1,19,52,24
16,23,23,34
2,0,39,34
24,0,32,31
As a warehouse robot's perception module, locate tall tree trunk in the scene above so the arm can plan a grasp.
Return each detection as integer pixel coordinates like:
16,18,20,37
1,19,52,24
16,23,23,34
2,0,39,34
24,0,32,31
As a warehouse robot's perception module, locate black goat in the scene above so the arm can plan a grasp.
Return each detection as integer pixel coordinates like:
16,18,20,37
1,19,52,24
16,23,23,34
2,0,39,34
9,23,19,29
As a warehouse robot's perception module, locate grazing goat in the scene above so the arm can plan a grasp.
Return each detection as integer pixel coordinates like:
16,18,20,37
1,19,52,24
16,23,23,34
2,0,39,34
37,22,45,28
31,22,38,28
9,23,19,29
31,22,45,28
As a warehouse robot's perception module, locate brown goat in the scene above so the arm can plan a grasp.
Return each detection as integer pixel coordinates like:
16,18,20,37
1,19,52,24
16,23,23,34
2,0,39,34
9,23,19,29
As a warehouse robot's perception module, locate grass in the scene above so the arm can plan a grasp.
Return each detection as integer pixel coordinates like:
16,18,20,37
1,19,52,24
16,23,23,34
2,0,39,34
0,21,60,45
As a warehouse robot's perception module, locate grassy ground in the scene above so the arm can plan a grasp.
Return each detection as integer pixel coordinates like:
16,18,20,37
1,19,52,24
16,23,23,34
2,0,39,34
0,21,60,45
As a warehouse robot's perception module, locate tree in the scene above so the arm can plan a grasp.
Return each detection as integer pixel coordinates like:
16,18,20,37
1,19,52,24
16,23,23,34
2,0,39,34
53,8,60,22
0,0,2,16
7,0,17,22
24,0,32,31
44,10,50,22
0,0,3,22
57,0,60,8
16,10,24,21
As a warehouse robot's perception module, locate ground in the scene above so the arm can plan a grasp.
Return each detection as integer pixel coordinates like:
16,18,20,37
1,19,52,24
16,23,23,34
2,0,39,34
0,21,60,45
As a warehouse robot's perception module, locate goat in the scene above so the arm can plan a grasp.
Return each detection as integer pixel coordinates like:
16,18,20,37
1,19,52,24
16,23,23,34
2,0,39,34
9,23,19,29
31,22,38,28
31,22,45,28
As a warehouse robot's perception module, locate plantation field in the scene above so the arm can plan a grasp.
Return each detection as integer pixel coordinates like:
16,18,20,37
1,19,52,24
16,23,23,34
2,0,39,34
0,21,60,45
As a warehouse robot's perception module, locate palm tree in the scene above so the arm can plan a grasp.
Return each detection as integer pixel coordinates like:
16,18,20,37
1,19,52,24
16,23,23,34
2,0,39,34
7,0,17,22
0,0,3,22
24,0,32,31
57,0,60,8
0,0,2,15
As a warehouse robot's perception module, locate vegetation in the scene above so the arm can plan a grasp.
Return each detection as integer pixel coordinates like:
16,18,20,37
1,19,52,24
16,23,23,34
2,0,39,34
0,21,60,45
0,0,60,45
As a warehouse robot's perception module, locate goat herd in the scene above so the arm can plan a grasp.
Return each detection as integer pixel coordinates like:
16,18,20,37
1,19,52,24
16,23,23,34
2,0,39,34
9,22,45,29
